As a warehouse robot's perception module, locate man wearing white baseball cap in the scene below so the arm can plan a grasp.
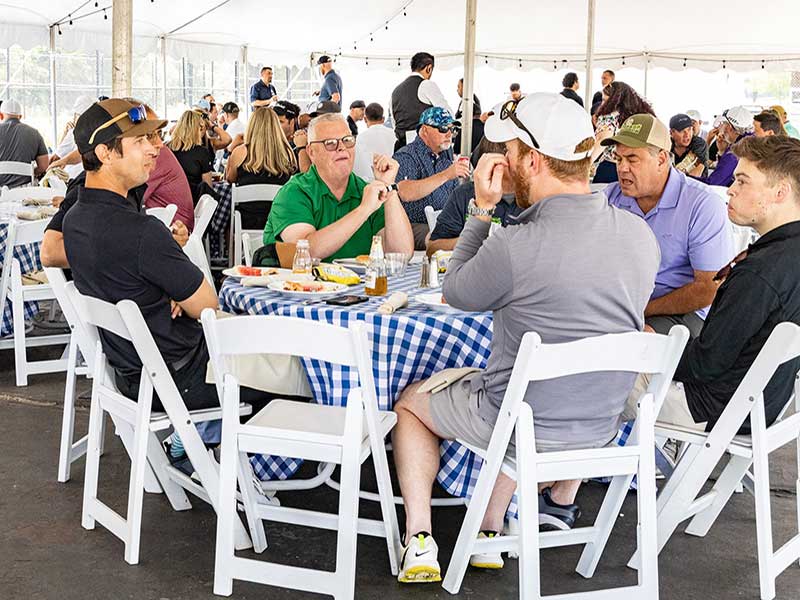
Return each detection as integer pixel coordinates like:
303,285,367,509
695,105,753,187
391,93,660,582
0,98,49,188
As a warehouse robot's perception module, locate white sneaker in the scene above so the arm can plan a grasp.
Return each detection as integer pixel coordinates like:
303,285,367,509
398,532,441,583
469,531,504,569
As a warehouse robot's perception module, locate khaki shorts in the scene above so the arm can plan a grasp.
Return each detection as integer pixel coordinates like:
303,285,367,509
622,372,706,431
428,371,616,463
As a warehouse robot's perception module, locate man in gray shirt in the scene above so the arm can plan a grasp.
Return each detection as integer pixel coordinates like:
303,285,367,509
0,99,48,188
391,93,660,583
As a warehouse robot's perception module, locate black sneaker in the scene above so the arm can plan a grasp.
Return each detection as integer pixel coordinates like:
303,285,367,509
539,487,581,531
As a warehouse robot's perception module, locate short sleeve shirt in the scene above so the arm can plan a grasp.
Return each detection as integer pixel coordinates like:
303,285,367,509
0,118,48,188
262,166,385,261
430,181,521,241
319,70,343,106
250,80,277,104
62,186,205,377
394,136,457,224
606,167,733,318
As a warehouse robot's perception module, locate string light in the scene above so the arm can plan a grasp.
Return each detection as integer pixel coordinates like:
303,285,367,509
57,24,62,35
103,8,107,19
621,56,626,66
397,58,401,67
722,59,726,69
762,59,766,69
94,1,98,6
385,22,388,30
683,58,687,68
69,14,72,25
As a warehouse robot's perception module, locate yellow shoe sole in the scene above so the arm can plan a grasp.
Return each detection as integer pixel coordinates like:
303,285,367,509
397,565,442,583
470,560,504,570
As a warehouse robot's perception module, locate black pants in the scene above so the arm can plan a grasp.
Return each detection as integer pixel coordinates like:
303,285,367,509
646,312,705,339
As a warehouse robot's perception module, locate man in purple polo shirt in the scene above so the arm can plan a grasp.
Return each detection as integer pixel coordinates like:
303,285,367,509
603,114,733,337
693,106,754,188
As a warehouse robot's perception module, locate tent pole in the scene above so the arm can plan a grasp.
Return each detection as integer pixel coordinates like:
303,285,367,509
112,0,133,97
49,26,58,147
643,51,649,97
240,45,249,119
160,36,168,120
460,0,478,157
583,0,596,109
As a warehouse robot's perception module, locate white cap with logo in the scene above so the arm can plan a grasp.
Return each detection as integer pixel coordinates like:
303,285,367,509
484,93,595,162
724,106,754,131
686,109,702,122
1,98,22,116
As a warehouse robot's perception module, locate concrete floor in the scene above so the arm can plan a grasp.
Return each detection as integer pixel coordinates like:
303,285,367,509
2,348,800,600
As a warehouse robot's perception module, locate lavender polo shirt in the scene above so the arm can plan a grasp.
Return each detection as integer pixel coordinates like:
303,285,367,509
606,167,733,319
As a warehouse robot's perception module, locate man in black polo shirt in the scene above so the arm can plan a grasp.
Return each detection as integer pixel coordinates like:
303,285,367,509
669,113,709,177
347,100,365,137
62,99,224,417
624,135,800,432
426,141,520,256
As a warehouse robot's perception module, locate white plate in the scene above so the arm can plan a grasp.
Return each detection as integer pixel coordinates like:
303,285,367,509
267,280,348,297
415,293,462,313
223,267,313,282
332,258,368,273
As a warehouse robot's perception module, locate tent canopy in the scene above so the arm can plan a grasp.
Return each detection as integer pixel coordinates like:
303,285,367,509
2,0,800,71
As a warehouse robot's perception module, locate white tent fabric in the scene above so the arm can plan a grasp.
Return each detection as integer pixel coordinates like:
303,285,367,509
2,0,800,72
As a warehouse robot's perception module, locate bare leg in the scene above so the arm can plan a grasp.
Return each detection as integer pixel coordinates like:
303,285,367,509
479,472,517,532
392,381,445,540
539,479,582,505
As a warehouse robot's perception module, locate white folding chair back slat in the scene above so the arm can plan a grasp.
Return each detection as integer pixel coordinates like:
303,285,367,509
231,183,281,266
145,204,178,228
0,218,70,386
0,160,35,185
193,194,218,239
65,283,252,565
240,232,262,267
424,205,441,233
634,322,800,600
442,326,690,600
201,310,401,599
182,234,215,289
0,186,61,203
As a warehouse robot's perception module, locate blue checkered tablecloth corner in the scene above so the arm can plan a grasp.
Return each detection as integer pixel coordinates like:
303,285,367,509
219,265,641,514
0,222,43,336
209,181,232,260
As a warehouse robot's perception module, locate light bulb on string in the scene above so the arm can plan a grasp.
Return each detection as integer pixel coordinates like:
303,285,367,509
397,58,401,67
385,22,389,30
621,56,626,66
94,1,98,6
366,57,369,66
683,58,687,68
370,34,374,42
723,59,726,69
57,25,62,35
104,9,108,20
762,59,766,69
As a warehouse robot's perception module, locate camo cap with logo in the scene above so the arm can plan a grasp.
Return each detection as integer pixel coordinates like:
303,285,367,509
601,113,671,152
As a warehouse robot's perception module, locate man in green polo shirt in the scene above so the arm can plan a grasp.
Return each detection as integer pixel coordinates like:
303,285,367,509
263,113,414,261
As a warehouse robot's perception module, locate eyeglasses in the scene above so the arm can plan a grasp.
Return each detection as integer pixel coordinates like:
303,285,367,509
308,135,356,151
146,129,165,143
88,104,146,145
430,124,460,135
499,99,539,149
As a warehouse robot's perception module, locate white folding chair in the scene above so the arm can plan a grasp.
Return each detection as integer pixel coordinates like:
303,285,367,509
424,205,441,233
145,203,178,228
66,283,253,565
630,322,800,600
0,185,61,203
230,183,281,266
0,160,36,186
182,234,215,289
240,232,262,267
0,219,70,385
193,194,218,239
443,326,690,600
201,311,401,599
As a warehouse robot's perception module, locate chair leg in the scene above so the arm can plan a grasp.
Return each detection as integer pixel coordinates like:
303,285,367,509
575,473,635,577
123,401,152,565
11,263,28,386
145,432,192,510
636,401,660,598
371,434,401,576
753,445,777,600
333,405,363,600
515,405,539,600
112,416,163,495
81,387,105,531
238,451,268,553
685,454,752,537
57,336,79,483
213,428,239,597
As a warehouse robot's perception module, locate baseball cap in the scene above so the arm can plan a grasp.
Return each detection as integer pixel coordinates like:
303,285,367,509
724,106,754,131
485,93,594,161
72,95,95,116
309,100,341,118
601,113,671,152
74,98,167,154
418,106,459,130
1,98,22,115
193,98,211,112
686,109,702,122
349,100,366,110
317,55,332,65
273,100,300,120
770,105,787,121
221,101,239,114
669,113,693,131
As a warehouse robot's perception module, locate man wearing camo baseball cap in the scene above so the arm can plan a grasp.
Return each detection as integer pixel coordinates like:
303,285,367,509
391,93,661,583
394,106,464,249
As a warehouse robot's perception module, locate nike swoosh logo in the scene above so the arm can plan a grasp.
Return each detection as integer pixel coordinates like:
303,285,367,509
415,551,431,557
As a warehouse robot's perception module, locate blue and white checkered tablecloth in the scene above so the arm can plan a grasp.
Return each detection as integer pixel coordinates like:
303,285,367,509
209,181,232,260
0,222,42,336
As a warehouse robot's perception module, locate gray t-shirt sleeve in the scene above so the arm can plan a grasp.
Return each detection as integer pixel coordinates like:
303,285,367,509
442,217,514,312
35,132,48,157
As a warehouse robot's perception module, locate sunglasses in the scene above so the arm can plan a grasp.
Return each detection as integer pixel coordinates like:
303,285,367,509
429,124,460,135
499,100,540,149
88,104,147,145
146,129,165,142
308,135,356,151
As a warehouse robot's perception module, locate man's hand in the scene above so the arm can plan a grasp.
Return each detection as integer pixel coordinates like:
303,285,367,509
372,155,399,185
331,92,341,104
312,90,321,97
170,300,183,319
643,324,656,334
473,153,507,208
360,180,391,215
171,220,189,247
52,196,64,209
594,124,615,144
446,159,471,181
293,129,308,149
479,112,491,123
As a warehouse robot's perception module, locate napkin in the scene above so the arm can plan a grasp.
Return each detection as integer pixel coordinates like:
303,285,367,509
15,210,43,221
22,197,54,207
377,291,408,314
241,275,274,287
417,367,481,394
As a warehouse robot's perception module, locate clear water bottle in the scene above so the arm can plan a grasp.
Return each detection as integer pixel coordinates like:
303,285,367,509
292,239,312,274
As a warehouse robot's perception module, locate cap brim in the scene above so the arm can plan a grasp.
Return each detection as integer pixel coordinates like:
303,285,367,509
120,118,167,139
484,113,535,148
601,133,650,148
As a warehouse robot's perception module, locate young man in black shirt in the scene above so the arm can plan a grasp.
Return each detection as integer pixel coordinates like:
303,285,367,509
625,135,800,432
669,113,709,177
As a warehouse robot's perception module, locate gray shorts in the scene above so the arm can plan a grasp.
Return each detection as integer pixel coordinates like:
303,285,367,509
428,372,616,462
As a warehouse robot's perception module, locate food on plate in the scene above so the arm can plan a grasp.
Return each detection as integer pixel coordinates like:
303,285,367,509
313,264,360,285
355,255,370,265
235,266,278,277
440,295,448,305
283,280,325,293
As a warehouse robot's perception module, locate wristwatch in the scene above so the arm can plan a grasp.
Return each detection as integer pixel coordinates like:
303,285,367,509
386,183,399,194
467,198,495,218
